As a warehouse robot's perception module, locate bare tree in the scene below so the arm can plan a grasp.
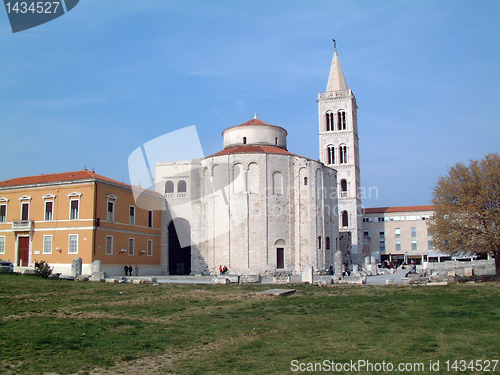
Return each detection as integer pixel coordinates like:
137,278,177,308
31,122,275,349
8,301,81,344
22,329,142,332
429,154,500,276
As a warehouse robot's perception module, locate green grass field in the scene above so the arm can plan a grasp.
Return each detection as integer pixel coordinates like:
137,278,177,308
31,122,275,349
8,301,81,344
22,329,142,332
1,274,499,375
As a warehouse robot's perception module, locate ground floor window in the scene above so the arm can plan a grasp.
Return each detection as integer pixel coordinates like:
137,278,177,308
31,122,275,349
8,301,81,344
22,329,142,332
0,236,5,254
69,234,78,254
147,239,153,256
43,235,52,254
106,236,113,255
276,247,284,269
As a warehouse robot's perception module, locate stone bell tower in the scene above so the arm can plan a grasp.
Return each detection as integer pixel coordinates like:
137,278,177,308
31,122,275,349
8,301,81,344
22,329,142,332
317,43,363,265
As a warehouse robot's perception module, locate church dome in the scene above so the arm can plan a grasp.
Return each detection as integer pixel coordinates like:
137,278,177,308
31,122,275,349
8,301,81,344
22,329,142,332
222,116,288,150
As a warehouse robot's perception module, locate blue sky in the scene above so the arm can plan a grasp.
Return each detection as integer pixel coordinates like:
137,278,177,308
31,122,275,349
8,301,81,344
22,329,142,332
1,0,499,207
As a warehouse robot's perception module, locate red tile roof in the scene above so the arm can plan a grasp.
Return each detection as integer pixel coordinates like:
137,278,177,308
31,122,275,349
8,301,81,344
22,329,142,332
208,145,293,157
363,205,434,214
236,118,272,126
0,170,142,191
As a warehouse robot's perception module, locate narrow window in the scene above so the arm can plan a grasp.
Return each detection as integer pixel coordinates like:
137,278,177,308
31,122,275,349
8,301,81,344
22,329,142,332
0,236,5,254
148,210,153,228
337,110,346,130
318,236,322,249
243,137,247,144
341,211,349,227
70,200,79,220
275,137,278,146
107,201,114,222
273,172,283,195
339,146,348,164
395,228,401,238
106,236,113,255
364,230,369,239
326,237,331,250
129,206,135,225
380,240,385,252
69,234,78,254
304,177,308,186
411,227,417,238
340,179,347,197
327,146,335,164
43,235,52,254
379,231,385,239
276,248,284,269
0,204,7,223
128,238,135,256
147,239,153,256
45,201,53,221
325,112,334,131
21,202,29,220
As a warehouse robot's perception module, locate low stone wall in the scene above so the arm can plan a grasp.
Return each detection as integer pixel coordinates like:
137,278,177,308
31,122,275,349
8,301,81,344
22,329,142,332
423,259,495,277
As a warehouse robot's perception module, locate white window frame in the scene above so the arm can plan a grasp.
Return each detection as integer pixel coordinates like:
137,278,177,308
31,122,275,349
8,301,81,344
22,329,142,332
129,205,135,225
128,237,135,256
0,236,5,254
69,234,78,254
106,235,113,255
0,203,7,223
19,196,31,221
411,227,417,238
67,192,81,221
412,240,418,251
43,235,52,254
147,239,153,256
395,241,401,251
395,228,401,238
44,200,54,221
106,194,118,223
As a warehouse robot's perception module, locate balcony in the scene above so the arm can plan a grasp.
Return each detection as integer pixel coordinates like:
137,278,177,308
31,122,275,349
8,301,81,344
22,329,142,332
12,220,34,231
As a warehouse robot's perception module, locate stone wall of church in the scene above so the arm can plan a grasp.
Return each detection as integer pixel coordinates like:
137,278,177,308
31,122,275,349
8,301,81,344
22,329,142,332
156,153,338,276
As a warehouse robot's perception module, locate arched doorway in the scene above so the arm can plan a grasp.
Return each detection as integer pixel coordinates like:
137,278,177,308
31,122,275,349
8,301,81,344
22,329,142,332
168,219,191,275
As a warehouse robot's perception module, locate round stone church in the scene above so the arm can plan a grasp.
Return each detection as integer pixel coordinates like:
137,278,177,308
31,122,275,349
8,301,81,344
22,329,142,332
156,116,339,276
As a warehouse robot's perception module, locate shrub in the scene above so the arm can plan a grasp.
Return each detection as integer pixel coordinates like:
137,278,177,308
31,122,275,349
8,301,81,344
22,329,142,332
34,260,53,279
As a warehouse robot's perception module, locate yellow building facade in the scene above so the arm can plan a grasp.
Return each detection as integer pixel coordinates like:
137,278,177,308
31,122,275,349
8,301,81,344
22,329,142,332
0,170,163,276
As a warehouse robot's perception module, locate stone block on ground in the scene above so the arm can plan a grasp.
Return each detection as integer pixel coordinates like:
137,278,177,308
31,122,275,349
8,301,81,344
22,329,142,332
240,275,261,283
226,275,240,283
343,275,364,285
464,267,473,277
302,266,314,284
256,289,296,296
214,276,230,284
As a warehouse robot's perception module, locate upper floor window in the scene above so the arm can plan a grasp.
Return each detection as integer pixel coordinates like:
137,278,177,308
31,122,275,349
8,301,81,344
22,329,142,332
0,203,7,223
165,180,174,194
304,177,308,186
178,180,187,193
70,200,79,220
67,192,81,220
243,137,247,145
129,206,135,225
337,110,346,130
45,201,53,221
341,211,349,227
395,228,401,238
318,236,322,249
326,237,331,250
339,145,348,164
340,179,347,197
106,194,117,222
148,210,153,228
327,146,335,164
411,227,417,238
325,112,334,131
273,172,283,195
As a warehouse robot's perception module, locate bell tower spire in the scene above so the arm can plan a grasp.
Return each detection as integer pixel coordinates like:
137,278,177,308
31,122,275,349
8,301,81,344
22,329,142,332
317,42,363,265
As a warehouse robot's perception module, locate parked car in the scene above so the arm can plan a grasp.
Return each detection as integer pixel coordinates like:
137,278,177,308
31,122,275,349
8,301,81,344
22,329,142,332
0,259,14,273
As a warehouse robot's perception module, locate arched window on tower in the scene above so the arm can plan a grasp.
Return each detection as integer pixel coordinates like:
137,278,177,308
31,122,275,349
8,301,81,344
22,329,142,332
177,180,187,197
273,172,283,195
340,179,348,197
341,211,349,227
327,146,335,165
339,145,348,164
337,110,346,130
325,112,334,131
165,180,174,198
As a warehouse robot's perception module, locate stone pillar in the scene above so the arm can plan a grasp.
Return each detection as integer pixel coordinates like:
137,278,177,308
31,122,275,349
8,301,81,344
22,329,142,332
334,250,343,277
71,258,82,277
352,264,359,275
91,260,101,274
302,266,314,284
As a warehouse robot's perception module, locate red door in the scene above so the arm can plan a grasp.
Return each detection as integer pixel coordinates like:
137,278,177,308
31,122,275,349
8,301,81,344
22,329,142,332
18,237,29,267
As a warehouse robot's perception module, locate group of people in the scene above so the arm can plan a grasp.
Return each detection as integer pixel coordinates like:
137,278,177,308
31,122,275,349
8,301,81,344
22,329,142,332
219,265,228,275
124,264,138,276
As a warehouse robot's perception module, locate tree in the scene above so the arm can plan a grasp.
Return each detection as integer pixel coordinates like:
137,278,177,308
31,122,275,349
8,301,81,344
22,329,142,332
429,153,500,276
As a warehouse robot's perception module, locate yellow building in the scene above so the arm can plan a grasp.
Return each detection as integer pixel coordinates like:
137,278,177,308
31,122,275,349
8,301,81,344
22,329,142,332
0,169,163,276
